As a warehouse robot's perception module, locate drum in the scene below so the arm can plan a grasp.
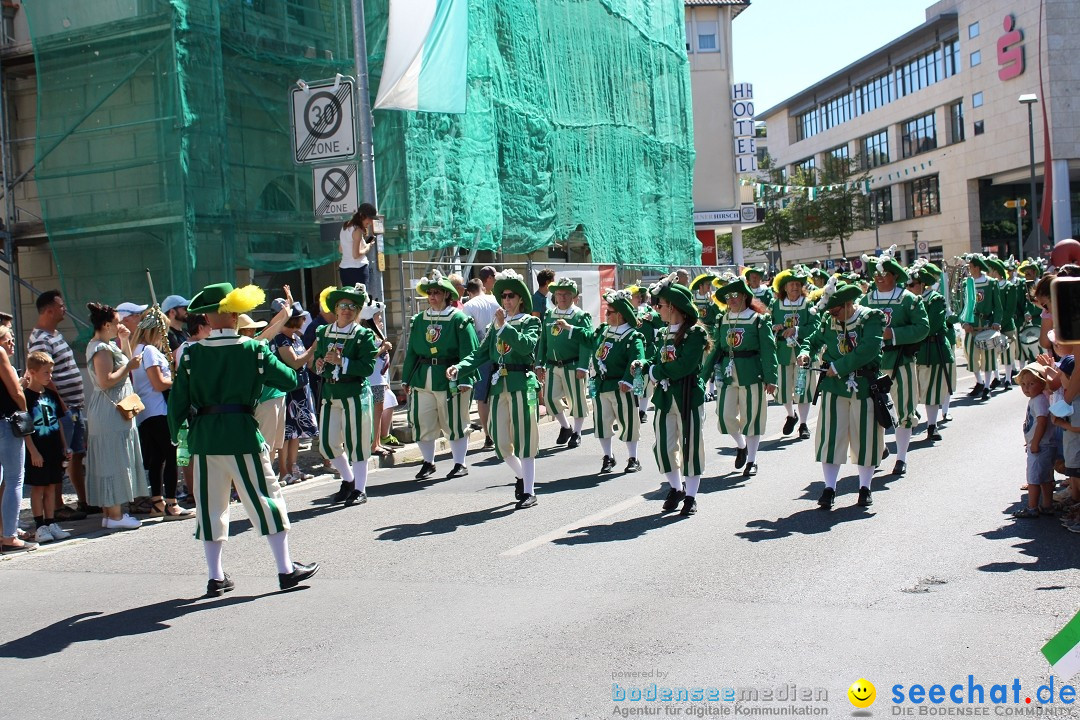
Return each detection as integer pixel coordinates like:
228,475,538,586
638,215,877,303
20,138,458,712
974,328,1001,350
1018,326,1041,345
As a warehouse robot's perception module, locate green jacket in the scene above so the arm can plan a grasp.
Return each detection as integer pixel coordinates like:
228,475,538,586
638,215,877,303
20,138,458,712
997,280,1020,332
167,330,298,454
751,286,777,314
799,306,885,400
590,323,645,393
862,288,929,370
402,307,479,392
703,310,779,387
536,305,593,370
770,297,815,366
916,290,952,365
636,305,664,359
967,274,1002,328
643,323,708,413
314,322,379,400
692,293,721,329
456,313,540,395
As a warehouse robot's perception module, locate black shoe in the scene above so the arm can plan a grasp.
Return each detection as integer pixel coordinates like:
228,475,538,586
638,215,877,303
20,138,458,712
662,488,686,512
556,426,573,445
515,478,524,501
734,446,748,469
857,487,874,507
205,574,235,598
927,424,942,441
639,410,647,425
567,432,581,449
446,463,469,479
680,496,697,516
1002,376,1013,389
705,391,716,402
76,502,102,515
345,490,367,506
968,383,984,397
331,481,354,504
941,413,953,423
798,424,810,440
600,455,616,473
981,387,991,400
516,494,537,509
782,413,798,436
483,436,495,450
469,422,483,432
818,487,835,509
278,561,319,590
624,457,642,473
743,462,758,477
882,447,890,460
989,377,1001,390
892,460,907,476
415,461,437,480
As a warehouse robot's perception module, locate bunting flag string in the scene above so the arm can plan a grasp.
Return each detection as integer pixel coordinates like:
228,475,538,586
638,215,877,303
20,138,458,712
741,158,933,199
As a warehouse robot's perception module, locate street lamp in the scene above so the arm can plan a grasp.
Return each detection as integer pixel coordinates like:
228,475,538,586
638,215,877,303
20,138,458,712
1018,93,1039,260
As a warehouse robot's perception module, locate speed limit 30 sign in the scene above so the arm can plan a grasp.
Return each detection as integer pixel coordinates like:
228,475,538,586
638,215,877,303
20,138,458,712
291,78,356,164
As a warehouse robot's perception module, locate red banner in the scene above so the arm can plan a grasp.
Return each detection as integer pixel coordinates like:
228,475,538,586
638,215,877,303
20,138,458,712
698,229,716,266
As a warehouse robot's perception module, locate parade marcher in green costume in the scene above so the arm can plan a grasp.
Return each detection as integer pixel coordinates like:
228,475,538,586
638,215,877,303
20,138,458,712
628,285,663,424
633,274,709,516
860,245,928,476
906,259,950,443
450,270,542,509
797,277,886,509
743,266,776,315
959,253,1002,400
590,290,646,474
1016,259,1043,364
690,273,722,402
168,282,318,596
314,284,379,506
536,278,593,449
402,270,480,481
770,266,815,439
703,274,778,477
987,256,1020,388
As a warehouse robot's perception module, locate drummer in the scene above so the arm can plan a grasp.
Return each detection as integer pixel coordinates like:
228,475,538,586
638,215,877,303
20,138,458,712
986,257,1019,390
1016,259,1043,364
960,253,1002,401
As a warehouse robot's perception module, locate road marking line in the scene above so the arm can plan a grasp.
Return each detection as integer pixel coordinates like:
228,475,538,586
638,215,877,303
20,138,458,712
500,494,646,557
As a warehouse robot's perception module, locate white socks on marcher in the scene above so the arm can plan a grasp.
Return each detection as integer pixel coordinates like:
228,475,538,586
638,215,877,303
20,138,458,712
450,437,468,465
267,531,292,574
857,465,874,489
822,463,840,490
418,440,436,464
895,427,912,462
942,395,952,415
746,435,761,463
555,411,569,429
784,400,794,416
522,458,536,495
351,460,368,493
330,455,353,484
926,405,940,425
665,471,683,491
798,403,810,424
204,540,224,581
573,417,585,433
730,432,746,449
504,454,523,478
685,475,701,498
599,437,613,456
627,440,639,458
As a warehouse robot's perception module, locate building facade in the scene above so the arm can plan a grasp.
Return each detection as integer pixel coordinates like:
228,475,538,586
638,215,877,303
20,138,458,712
757,0,1079,268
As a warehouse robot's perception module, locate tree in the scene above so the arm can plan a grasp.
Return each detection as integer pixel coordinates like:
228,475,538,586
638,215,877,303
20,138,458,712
741,155,802,267
808,154,871,261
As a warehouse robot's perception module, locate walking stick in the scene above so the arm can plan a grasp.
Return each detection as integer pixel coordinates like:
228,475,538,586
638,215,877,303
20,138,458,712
145,268,158,307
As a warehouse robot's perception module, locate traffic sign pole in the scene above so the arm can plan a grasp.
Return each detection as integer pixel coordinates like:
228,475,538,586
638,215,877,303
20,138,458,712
351,0,383,301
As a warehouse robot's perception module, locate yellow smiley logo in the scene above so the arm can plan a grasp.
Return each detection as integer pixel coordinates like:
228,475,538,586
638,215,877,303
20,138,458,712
848,678,876,709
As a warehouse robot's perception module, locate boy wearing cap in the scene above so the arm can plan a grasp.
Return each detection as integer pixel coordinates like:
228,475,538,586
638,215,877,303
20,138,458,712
402,270,480,480
536,278,593,449
589,290,646,474
960,253,1002,399
1014,362,1057,517
743,267,776,314
861,246,929,476
770,267,814,439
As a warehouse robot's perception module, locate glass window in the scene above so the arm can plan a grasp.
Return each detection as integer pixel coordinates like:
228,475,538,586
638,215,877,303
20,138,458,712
906,175,941,217
902,113,937,158
796,157,816,184
969,21,980,38
972,91,984,108
944,39,960,77
865,187,893,225
970,50,981,67
862,129,890,169
974,120,985,135
697,21,718,52
685,20,692,53
950,101,965,143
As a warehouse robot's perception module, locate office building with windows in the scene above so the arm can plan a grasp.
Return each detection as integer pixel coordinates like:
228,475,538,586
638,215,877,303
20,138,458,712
757,0,1079,267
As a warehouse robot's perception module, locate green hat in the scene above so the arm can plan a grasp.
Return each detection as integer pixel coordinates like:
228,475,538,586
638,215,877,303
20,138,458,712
742,266,767,279
188,283,267,315
714,276,753,303
985,257,1008,278
826,283,864,309
862,244,908,284
834,271,861,284
810,268,830,282
689,272,719,293
772,267,810,294
323,283,368,314
625,285,649,300
603,289,637,326
188,283,234,314
963,253,990,272
548,278,579,296
416,269,459,301
492,269,532,313
648,273,698,320
906,258,939,286
1017,259,1043,277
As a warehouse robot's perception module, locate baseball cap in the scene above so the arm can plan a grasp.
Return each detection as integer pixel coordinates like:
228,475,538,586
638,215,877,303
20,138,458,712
271,298,309,319
161,295,189,313
116,302,148,319
236,313,267,331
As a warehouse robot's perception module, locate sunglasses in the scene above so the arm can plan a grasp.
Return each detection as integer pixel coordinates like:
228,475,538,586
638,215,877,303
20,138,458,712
336,302,359,311
723,292,744,300
500,293,517,300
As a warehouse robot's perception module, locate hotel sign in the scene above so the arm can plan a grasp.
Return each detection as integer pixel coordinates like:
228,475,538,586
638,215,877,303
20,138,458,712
732,83,757,173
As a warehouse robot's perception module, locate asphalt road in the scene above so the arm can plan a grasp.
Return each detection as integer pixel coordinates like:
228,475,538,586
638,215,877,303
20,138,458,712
2,366,1078,719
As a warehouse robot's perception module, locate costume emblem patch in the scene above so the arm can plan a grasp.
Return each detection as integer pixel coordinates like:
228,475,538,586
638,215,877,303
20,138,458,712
425,324,442,344
726,327,745,348
881,308,893,327
838,331,859,355
661,345,677,363
596,341,613,361
497,340,511,356
551,324,563,336
976,290,985,304
783,313,798,329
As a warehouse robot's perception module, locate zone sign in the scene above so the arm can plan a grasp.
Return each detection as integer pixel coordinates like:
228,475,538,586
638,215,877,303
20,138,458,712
291,78,356,164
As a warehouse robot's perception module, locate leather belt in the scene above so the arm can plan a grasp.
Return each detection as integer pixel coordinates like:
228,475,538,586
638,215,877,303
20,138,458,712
547,358,577,368
197,404,254,416
420,357,458,367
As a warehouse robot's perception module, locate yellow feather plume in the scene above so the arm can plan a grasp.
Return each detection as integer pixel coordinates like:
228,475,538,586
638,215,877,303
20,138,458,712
218,285,265,314
808,287,825,304
771,269,793,295
319,285,336,314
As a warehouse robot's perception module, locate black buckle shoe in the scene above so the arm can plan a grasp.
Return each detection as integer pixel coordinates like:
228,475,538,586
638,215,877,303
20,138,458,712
205,574,235,598
680,496,697,516
345,490,367,506
892,460,907,476
798,424,811,440
743,462,758,477
782,413,798,436
926,424,942,441
483,436,495,450
639,410,648,425
857,487,874,507
600,455,616,473
415,461,437,480
278,561,319,590
981,387,991,400
818,487,835,509
516,494,537,509
662,488,685,512
624,458,642,473
556,426,573,445
446,463,469,479
332,481,354,504
515,478,524,501
968,383,984,397
567,432,581,449
882,447,891,460
988,377,1001,390
940,413,952,423
734,446,748,469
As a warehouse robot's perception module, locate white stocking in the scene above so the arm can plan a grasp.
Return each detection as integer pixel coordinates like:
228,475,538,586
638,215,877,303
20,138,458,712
798,403,811,423
204,540,224,581
730,431,746,449
522,458,536,495
926,405,940,425
573,416,585,433
746,435,761,463
330,455,353,484
685,475,701,497
895,427,912,462
784,400,794,416
267,531,293,574
450,437,468,465
822,462,841,490
857,465,874,489
504,454,523,478
351,460,368,493
942,394,952,414
627,440,639,459
665,471,683,491
555,411,569,429
599,437,612,456
418,440,436,464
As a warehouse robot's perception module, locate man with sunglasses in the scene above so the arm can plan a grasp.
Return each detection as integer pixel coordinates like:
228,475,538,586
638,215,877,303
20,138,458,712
536,278,593,449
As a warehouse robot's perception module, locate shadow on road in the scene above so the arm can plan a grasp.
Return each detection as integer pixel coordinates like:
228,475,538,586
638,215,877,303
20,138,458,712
977,518,1076,573
553,511,685,545
372,504,517,541
0,592,280,659
737,500,874,542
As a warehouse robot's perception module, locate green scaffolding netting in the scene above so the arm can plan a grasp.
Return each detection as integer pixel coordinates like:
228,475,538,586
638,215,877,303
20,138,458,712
23,0,698,317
